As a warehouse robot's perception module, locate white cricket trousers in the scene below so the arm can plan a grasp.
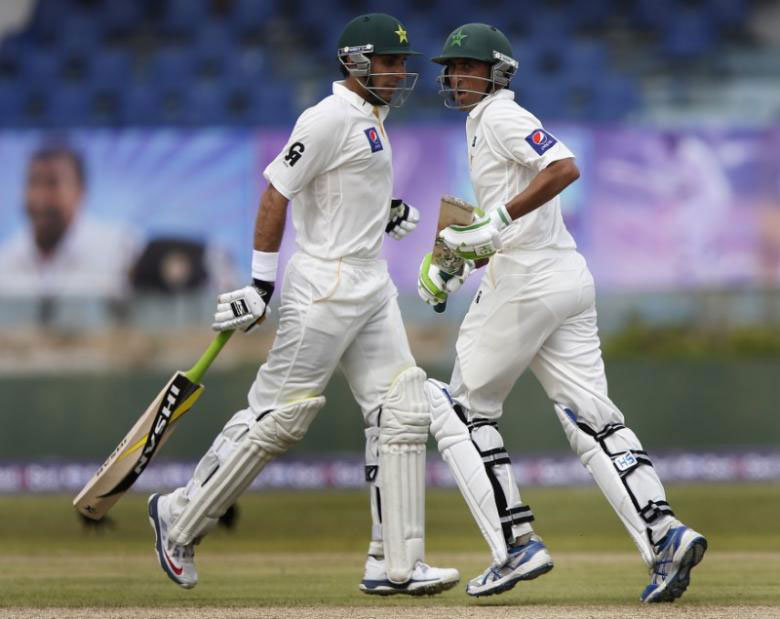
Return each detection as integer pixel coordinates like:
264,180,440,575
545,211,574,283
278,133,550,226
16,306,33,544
248,251,416,420
450,248,622,429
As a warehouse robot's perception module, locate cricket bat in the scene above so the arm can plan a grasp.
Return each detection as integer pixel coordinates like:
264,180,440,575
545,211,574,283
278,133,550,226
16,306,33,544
432,195,475,313
73,329,235,520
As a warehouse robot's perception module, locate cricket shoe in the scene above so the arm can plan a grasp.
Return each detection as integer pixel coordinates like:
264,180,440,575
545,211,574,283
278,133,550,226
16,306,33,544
359,556,460,596
641,525,707,603
466,535,554,597
147,493,197,589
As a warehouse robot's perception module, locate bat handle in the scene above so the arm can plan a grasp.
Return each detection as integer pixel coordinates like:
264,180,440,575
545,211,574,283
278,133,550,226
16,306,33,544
433,271,455,313
184,330,235,383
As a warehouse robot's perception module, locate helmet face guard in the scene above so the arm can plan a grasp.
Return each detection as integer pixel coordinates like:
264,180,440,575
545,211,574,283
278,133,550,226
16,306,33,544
436,50,518,110
339,44,418,107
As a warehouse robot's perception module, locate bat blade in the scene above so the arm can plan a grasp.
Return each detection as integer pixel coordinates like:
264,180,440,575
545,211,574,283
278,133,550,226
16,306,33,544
73,372,204,520
432,195,475,313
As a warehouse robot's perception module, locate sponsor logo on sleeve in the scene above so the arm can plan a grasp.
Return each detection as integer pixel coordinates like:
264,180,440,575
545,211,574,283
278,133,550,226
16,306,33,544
284,142,305,166
525,129,557,156
364,127,384,153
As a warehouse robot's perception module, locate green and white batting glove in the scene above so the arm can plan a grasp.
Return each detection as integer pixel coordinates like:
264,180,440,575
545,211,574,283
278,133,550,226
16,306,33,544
417,252,474,306
439,203,512,260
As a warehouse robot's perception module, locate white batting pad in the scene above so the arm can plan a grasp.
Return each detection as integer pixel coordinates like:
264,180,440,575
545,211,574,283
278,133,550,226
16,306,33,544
168,396,325,545
379,367,429,583
555,403,675,567
427,379,508,566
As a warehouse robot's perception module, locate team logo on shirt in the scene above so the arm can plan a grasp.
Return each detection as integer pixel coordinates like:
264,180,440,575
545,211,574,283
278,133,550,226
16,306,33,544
364,127,384,153
525,129,557,156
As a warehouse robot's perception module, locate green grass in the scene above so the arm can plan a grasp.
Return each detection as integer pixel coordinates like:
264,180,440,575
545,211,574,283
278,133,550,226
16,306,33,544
1,484,779,608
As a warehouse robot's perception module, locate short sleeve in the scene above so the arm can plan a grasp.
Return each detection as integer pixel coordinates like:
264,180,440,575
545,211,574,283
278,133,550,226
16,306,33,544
482,103,575,173
263,105,345,200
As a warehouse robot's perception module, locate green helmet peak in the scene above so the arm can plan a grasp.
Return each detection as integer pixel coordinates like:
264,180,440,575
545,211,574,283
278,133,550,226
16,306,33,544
338,13,420,57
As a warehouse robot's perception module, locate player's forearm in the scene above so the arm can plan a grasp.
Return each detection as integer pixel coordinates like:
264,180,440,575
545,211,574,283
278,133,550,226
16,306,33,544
254,184,289,252
505,158,580,221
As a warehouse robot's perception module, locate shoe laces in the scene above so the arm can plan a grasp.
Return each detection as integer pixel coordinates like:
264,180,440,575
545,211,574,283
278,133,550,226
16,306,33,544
167,541,194,561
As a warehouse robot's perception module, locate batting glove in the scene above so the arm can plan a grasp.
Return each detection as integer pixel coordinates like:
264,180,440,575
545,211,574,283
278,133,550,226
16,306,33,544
439,204,512,260
417,252,474,306
386,199,420,240
212,279,274,333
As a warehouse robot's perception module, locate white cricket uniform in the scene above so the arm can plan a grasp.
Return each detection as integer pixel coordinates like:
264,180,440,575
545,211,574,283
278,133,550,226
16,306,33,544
255,80,415,421
162,87,425,563
449,88,621,431
439,90,678,568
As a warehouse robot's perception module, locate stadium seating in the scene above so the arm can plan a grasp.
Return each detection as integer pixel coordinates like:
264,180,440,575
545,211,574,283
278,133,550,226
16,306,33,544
0,0,762,127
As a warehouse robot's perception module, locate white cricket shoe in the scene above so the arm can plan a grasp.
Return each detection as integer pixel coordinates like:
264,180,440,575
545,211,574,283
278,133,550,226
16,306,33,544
147,493,197,589
359,556,460,596
641,525,707,603
466,535,554,597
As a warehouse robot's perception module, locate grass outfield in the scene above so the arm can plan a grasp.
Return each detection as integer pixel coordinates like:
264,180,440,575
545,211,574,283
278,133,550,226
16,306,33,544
0,484,778,615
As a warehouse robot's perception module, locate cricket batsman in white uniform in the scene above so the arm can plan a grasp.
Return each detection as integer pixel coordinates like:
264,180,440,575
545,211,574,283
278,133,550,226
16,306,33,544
418,23,707,602
146,13,458,595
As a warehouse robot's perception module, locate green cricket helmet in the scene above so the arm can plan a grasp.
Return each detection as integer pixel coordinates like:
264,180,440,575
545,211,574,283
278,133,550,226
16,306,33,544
337,13,420,107
433,23,518,109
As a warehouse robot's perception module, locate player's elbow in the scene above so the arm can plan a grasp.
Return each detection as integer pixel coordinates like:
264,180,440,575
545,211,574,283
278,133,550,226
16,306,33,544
557,158,580,185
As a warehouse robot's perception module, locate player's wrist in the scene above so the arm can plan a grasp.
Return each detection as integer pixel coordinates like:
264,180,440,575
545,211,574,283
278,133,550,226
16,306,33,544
489,203,512,231
251,278,275,303
251,249,278,282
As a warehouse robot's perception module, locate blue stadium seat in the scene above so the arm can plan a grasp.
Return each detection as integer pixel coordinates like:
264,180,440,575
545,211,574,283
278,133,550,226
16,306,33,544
58,15,101,56
564,41,608,79
593,74,639,120
195,23,234,54
632,0,679,29
102,0,147,37
709,0,747,26
160,0,210,36
185,84,228,125
574,0,615,30
660,8,718,59
230,0,278,34
246,81,295,125
48,85,92,126
89,50,135,90
19,50,61,87
120,84,161,125
222,47,267,85
0,85,23,126
529,9,578,40
146,48,194,90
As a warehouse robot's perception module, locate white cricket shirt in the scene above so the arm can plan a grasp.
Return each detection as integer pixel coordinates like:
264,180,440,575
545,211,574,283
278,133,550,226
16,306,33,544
466,89,577,251
263,81,393,260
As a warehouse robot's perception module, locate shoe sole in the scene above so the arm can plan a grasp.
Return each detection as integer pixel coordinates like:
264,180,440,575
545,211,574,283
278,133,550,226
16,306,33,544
644,537,707,603
360,576,460,597
147,494,195,590
467,561,554,598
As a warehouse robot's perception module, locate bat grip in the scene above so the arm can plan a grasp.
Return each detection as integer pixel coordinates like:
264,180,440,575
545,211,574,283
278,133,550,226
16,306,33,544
433,272,454,314
184,330,235,383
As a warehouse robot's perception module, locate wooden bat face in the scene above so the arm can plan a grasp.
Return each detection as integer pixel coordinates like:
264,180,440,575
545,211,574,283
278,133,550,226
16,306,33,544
433,196,475,275
73,373,203,519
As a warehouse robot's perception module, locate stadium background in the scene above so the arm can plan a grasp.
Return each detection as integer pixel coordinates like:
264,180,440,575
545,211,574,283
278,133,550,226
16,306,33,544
1,0,779,614
1,0,778,485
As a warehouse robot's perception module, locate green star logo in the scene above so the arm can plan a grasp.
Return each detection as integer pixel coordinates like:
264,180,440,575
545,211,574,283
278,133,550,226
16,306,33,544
394,24,408,44
450,29,468,47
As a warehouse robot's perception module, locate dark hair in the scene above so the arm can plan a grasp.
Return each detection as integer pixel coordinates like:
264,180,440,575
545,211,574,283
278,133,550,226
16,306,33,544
30,144,86,188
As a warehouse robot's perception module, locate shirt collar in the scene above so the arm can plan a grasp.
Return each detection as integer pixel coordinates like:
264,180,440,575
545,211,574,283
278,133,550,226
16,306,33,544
468,88,515,120
333,81,389,121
